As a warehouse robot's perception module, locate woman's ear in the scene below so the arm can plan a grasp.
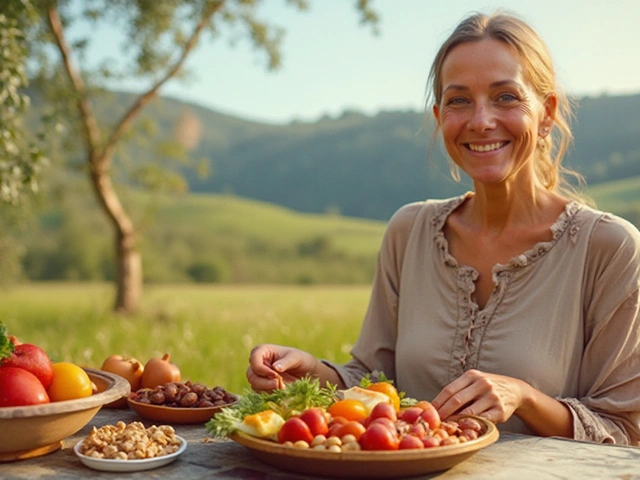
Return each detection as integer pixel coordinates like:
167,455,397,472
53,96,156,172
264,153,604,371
432,104,441,124
540,93,557,136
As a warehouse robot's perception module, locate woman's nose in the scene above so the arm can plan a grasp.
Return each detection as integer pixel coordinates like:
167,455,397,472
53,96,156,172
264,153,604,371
467,104,496,132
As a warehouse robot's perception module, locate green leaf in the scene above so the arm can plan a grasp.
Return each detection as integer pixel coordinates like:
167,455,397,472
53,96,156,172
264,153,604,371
205,376,337,438
0,321,16,360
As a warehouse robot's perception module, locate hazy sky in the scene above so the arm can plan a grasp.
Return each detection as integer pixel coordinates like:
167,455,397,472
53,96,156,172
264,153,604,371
78,0,640,124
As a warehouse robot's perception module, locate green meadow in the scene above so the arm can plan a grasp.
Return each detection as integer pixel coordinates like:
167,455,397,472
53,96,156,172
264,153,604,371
0,283,371,395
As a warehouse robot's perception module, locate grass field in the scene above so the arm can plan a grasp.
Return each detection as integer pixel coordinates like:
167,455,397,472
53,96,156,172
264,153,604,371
0,283,371,395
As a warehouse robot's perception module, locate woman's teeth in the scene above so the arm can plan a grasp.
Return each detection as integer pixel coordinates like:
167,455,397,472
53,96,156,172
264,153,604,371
468,142,505,152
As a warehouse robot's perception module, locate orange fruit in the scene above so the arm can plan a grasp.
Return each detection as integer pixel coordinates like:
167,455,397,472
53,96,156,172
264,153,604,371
327,399,368,422
48,362,93,401
366,382,401,411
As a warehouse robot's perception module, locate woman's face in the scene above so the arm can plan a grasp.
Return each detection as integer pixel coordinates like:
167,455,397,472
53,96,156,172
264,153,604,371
433,38,554,188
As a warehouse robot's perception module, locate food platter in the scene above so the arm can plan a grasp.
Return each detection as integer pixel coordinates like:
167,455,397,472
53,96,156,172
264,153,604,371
127,397,237,425
74,435,187,472
229,415,499,478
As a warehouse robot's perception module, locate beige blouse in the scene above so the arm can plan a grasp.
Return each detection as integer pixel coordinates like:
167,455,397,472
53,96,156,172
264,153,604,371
327,194,640,445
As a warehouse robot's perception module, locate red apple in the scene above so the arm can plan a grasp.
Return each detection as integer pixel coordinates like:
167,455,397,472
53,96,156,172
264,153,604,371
0,366,50,407
1,343,54,390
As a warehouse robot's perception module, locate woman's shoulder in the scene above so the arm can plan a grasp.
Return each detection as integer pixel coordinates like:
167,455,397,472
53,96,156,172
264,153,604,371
577,205,640,266
578,206,640,248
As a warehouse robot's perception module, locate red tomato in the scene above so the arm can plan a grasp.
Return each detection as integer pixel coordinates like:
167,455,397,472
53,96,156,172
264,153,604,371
336,421,367,441
416,401,441,430
299,408,329,437
407,422,427,438
369,417,397,433
398,406,423,424
0,343,54,389
327,399,368,422
277,417,314,444
422,435,442,448
0,366,50,407
369,402,397,422
359,423,400,451
327,416,348,437
399,434,425,450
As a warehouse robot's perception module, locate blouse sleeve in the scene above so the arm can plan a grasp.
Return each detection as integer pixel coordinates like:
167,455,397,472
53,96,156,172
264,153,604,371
561,214,640,445
323,202,423,388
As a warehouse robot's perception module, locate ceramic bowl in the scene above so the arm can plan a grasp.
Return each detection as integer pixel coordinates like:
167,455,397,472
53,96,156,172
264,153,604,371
0,368,130,462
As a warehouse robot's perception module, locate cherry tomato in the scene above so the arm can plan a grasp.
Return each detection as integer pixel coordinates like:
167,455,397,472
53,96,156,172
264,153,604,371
359,423,400,451
327,399,368,422
399,434,425,450
369,402,397,422
277,417,314,444
299,408,329,437
422,435,442,448
398,406,423,424
407,422,427,438
336,421,367,441
416,401,441,430
368,417,397,434
327,416,348,437
366,382,401,411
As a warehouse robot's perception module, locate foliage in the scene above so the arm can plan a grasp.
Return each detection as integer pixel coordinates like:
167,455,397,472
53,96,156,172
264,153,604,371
0,3,48,206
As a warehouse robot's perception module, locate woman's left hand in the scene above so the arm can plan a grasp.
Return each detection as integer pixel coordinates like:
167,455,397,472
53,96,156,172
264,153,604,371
431,369,529,424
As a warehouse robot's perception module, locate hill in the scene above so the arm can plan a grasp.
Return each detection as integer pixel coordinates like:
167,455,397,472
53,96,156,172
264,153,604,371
154,92,640,221
29,90,640,222
17,190,387,285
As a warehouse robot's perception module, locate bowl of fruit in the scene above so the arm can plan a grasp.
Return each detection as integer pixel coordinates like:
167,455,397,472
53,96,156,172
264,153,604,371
0,325,130,462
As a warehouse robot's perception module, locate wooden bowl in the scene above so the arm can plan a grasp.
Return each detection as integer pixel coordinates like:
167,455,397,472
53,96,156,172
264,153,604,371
127,396,237,424
229,415,499,478
0,368,130,462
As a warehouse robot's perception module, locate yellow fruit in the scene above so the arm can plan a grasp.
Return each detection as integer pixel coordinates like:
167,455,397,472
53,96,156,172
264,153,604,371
48,362,93,401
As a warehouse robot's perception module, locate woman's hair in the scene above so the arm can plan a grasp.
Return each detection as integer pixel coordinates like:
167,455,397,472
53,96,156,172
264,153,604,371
426,11,588,202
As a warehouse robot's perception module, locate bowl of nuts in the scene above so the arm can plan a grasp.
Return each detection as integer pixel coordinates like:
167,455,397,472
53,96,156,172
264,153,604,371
127,381,238,424
74,421,186,472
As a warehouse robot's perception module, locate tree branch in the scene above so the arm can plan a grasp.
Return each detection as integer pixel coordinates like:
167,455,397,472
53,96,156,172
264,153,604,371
102,1,224,161
46,6,102,165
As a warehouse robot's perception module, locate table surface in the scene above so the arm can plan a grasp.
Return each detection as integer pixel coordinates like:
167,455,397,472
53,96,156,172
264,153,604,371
2,407,640,480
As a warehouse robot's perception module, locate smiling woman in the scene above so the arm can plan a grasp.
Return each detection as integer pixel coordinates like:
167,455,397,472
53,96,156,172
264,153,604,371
246,11,640,447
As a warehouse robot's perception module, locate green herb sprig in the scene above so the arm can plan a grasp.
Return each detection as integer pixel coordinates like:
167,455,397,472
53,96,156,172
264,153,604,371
206,376,337,438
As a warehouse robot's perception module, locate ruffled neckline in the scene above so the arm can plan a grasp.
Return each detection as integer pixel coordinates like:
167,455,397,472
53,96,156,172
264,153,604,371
432,193,582,275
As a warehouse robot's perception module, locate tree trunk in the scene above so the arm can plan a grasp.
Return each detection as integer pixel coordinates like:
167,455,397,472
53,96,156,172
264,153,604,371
90,154,142,314
115,229,142,314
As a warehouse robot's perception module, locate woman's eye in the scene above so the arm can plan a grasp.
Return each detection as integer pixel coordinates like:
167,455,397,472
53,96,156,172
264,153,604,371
446,97,469,106
496,93,518,103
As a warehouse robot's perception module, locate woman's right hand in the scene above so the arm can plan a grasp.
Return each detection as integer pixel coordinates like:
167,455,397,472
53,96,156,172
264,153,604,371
246,344,321,392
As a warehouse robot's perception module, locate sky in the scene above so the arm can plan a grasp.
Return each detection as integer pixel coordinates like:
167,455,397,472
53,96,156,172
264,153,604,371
76,0,640,124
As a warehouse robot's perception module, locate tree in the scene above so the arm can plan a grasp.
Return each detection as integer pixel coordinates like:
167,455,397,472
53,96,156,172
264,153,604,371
21,0,379,313
0,1,47,206
0,1,49,285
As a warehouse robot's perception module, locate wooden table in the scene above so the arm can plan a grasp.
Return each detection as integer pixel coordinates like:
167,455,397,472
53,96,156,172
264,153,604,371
2,408,639,479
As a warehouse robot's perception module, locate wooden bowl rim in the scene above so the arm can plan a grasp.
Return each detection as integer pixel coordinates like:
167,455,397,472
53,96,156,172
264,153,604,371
0,368,130,419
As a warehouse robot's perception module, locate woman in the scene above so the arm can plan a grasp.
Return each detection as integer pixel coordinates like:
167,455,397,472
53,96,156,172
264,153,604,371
247,12,640,445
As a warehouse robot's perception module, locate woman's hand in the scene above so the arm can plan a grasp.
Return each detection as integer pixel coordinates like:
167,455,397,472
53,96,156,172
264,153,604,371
431,369,529,424
246,344,321,392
